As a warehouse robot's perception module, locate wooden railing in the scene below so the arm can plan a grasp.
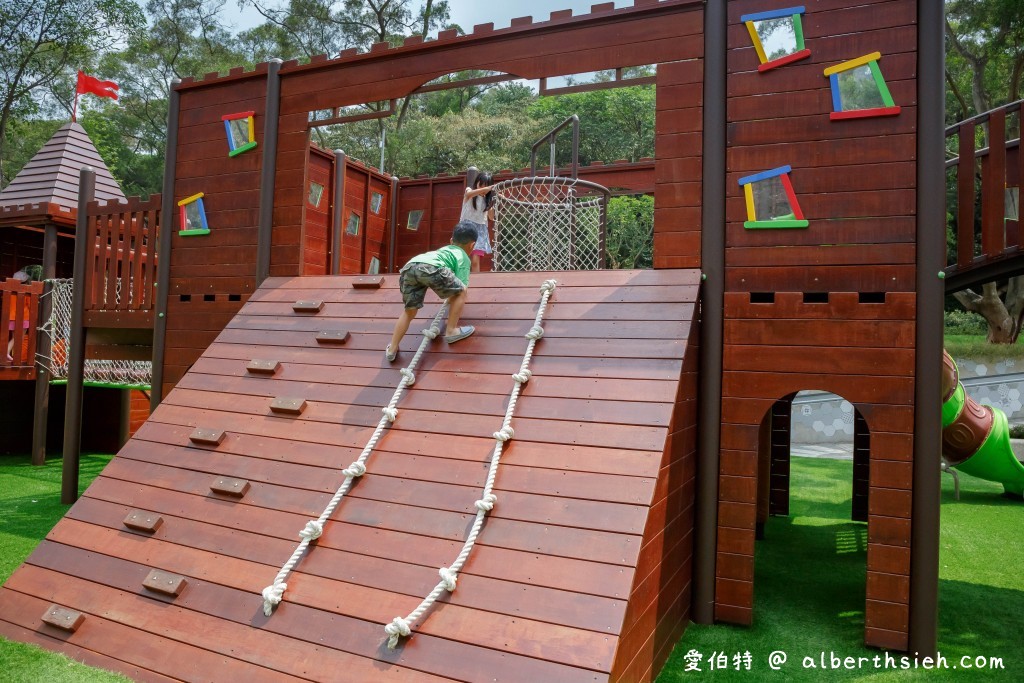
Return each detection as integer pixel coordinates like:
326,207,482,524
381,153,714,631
83,195,160,325
944,99,1023,292
1,279,43,379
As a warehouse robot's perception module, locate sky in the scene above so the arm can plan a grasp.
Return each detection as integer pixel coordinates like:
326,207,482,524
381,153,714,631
225,0,635,36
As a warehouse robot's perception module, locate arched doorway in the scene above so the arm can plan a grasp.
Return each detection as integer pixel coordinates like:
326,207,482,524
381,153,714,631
752,391,870,642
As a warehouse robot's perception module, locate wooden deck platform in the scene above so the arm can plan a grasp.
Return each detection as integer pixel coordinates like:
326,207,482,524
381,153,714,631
0,269,700,683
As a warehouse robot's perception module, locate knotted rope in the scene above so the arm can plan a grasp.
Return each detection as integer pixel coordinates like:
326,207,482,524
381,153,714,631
261,304,448,616
384,279,557,648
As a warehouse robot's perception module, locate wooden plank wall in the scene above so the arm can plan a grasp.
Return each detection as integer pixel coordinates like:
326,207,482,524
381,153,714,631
301,147,332,275
163,68,270,397
336,156,392,274
718,0,918,650
0,269,700,683
268,0,705,277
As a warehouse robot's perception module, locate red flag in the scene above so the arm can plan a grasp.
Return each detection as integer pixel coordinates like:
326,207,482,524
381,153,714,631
76,71,119,100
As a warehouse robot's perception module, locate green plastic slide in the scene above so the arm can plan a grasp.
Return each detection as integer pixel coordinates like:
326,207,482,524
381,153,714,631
942,354,1024,498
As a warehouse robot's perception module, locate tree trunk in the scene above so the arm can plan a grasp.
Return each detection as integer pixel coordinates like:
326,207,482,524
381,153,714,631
954,282,1015,343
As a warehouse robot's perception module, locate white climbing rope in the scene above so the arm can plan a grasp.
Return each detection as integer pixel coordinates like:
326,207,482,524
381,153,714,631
261,303,449,616
384,278,557,648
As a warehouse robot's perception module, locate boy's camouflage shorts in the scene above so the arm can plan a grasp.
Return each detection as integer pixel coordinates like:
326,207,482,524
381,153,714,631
398,262,465,309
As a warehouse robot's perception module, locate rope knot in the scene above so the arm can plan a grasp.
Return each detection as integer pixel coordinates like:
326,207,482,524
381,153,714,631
385,617,411,648
526,325,544,340
475,493,497,512
261,583,286,616
493,426,514,442
422,327,439,340
299,520,323,541
382,406,398,422
439,566,458,592
540,280,558,293
343,461,367,477
512,369,532,384
400,368,416,386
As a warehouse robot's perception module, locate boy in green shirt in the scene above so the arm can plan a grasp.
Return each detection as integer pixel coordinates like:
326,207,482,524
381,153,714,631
385,222,478,362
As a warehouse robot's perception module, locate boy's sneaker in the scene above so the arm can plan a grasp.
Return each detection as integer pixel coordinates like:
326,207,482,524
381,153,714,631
444,325,475,344
385,345,398,362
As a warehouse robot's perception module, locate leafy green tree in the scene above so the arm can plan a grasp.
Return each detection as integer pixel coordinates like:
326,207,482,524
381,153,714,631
0,0,144,185
604,194,653,269
527,83,655,169
945,0,1024,342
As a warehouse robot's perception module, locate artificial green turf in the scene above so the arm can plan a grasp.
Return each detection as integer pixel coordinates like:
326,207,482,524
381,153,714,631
1,454,1020,682
0,453,130,683
657,457,1024,681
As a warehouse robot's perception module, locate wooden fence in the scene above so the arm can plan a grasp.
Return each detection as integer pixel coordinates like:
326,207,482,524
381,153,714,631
1,278,43,379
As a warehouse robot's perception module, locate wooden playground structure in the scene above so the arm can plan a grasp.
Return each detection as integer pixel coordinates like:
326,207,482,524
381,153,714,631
3,0,1023,680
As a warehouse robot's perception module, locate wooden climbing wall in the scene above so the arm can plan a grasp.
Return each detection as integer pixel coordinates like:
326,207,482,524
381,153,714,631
0,269,700,683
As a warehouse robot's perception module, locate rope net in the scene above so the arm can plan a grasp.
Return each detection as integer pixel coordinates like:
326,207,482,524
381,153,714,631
491,177,607,271
39,279,152,388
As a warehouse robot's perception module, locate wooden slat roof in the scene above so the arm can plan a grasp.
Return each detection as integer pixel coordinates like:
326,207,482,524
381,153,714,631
0,269,699,682
0,122,125,211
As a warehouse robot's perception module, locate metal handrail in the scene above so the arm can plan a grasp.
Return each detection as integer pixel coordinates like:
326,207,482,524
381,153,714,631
530,115,580,179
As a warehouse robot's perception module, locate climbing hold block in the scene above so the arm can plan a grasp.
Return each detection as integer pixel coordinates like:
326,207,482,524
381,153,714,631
210,477,251,497
316,330,350,344
292,300,324,313
247,359,282,375
42,605,85,632
189,428,225,446
351,276,383,289
142,570,188,597
270,397,307,415
123,510,164,533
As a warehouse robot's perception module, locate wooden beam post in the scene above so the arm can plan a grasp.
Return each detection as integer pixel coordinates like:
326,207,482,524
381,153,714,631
149,77,181,410
256,58,284,285
332,150,346,274
61,168,95,504
31,222,58,466
693,0,727,625
910,0,944,659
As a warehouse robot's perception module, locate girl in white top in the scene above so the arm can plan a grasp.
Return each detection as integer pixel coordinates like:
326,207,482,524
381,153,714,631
459,171,495,272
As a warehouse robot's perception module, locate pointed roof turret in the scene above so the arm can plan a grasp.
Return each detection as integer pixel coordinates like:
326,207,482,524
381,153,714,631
0,122,125,210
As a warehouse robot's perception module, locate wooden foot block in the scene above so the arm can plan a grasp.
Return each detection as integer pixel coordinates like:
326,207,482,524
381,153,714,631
292,300,324,313
210,477,250,498
42,605,85,632
316,330,350,344
247,359,282,375
270,397,307,415
142,570,187,597
189,428,225,446
352,276,383,289
123,510,164,533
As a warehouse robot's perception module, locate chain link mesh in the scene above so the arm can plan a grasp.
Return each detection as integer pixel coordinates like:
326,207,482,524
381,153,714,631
39,279,152,388
491,177,607,272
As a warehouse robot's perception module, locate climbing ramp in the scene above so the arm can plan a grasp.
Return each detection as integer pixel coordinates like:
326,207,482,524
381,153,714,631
0,269,700,683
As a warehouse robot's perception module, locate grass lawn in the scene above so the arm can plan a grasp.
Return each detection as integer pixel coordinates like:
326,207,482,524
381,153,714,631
0,453,129,683
1,453,1021,682
658,457,1024,681
944,334,1024,360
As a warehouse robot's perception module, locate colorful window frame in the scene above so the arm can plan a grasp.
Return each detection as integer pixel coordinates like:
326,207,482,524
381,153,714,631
823,52,901,120
737,165,808,229
177,192,210,236
741,6,811,72
222,111,257,156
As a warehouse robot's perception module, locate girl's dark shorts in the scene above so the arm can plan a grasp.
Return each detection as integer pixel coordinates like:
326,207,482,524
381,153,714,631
398,263,465,309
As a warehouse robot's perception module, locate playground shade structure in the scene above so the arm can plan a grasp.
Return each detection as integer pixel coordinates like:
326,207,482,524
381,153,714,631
0,269,700,682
